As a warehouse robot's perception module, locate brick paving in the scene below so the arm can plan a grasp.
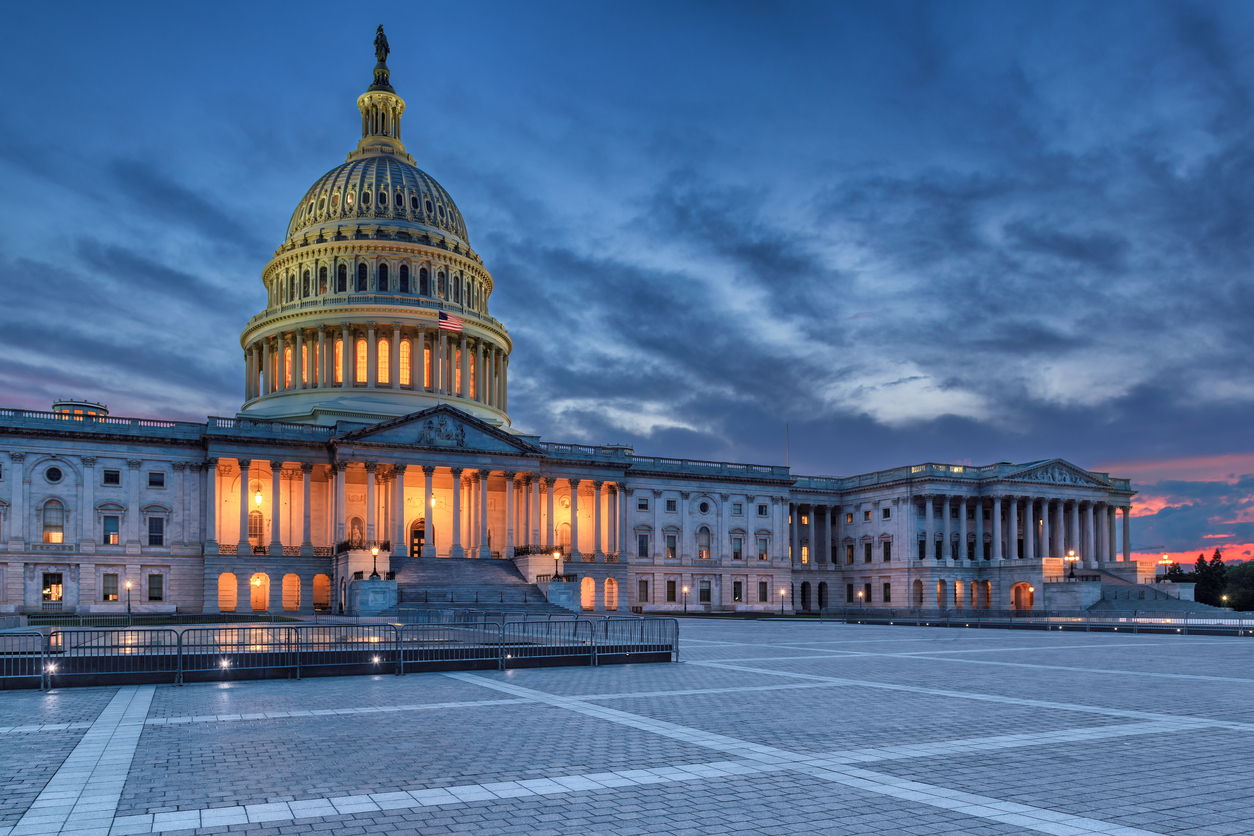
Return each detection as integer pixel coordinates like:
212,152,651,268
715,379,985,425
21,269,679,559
3,620,1253,835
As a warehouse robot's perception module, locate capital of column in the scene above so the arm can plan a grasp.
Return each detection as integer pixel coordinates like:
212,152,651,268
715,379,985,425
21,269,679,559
477,469,491,480
364,461,379,473
300,462,314,474
450,467,464,478
592,480,604,490
331,461,348,473
394,464,407,475
569,478,581,489
522,473,533,486
502,471,516,480
189,462,202,472
127,459,142,469
9,452,25,463
269,460,284,471
422,465,435,476
172,461,186,471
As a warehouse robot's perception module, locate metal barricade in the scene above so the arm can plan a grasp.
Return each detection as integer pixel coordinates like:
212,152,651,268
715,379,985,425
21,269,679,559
178,626,297,683
398,623,501,674
293,624,399,676
502,619,594,668
45,629,180,686
593,617,680,663
0,631,46,690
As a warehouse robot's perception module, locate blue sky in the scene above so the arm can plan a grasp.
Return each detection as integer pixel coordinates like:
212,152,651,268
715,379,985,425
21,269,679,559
3,1,1254,555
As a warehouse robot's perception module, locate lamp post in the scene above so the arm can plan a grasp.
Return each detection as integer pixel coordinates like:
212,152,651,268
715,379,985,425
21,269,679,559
1222,594,1229,609
125,580,132,617
1158,554,1172,580
552,550,561,581
370,545,380,580
682,585,689,614
1065,549,1080,580
779,587,786,616
857,589,864,611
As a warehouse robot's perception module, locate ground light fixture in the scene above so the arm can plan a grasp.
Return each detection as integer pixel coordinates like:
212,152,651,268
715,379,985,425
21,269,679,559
780,588,786,615
125,580,132,615
1066,550,1080,579
370,545,380,579
682,586,689,614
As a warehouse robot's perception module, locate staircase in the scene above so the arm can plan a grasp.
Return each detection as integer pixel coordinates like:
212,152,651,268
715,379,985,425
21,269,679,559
383,556,573,615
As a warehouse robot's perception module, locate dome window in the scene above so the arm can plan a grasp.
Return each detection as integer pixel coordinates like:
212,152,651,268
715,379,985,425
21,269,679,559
378,190,388,207
399,264,409,293
302,270,311,297
425,198,433,214
337,264,348,293
410,195,420,210
437,271,446,298
378,263,389,292
307,200,314,216
437,204,445,219
356,263,368,292
346,191,355,208
395,191,403,209
318,196,326,212
319,266,328,294
361,191,372,208
331,193,340,209
419,267,429,295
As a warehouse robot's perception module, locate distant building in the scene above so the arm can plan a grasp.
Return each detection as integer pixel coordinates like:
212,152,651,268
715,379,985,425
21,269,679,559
0,38,1141,616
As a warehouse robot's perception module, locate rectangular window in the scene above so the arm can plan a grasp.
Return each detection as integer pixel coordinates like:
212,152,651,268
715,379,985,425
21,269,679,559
665,535,676,560
147,517,164,547
733,581,743,602
665,499,677,512
638,497,649,511
148,472,165,488
968,507,976,520
864,542,872,563
845,544,854,564
103,469,121,486
845,512,853,524
919,540,927,560
883,582,892,603
758,581,768,602
732,502,742,515
666,580,677,602
846,583,854,603
637,534,649,559
148,574,164,602
882,542,892,562
732,537,743,560
103,516,119,545
882,507,891,520
698,581,711,603
757,537,768,560
800,514,808,525
638,579,649,603
863,510,871,522
864,582,873,603
967,540,976,560
951,507,959,519
984,541,992,560
800,545,808,564
757,504,768,516
102,573,118,602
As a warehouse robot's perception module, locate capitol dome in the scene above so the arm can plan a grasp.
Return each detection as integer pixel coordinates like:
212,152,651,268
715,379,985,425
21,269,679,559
237,29,512,429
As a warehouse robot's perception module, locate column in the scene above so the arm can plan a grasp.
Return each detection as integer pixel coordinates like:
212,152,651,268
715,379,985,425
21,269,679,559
1084,501,1096,567
923,495,933,560
569,479,581,559
532,476,542,547
340,323,351,386
450,468,464,557
522,475,533,547
502,355,508,412
1054,500,1065,557
608,485,618,556
942,495,952,560
435,331,445,394
957,496,967,560
831,504,841,559
261,340,270,395
295,328,305,389
390,324,401,390
205,458,218,549
476,340,485,402
318,328,327,389
504,472,516,557
334,463,347,542
171,461,186,545
1095,502,1106,562
1024,497,1035,559
300,462,313,555
992,496,1003,560
974,498,983,559
1108,505,1118,563
364,462,377,540
485,344,495,407
593,481,604,557
789,504,799,563
392,465,406,552
805,504,815,564
366,322,377,388
1007,496,1018,558
545,478,556,548
422,466,436,557
476,469,490,558
1121,505,1130,560
1041,499,1051,559
237,459,252,553
269,461,283,555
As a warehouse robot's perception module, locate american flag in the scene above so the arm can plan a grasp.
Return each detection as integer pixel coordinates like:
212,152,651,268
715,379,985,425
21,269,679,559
438,312,463,332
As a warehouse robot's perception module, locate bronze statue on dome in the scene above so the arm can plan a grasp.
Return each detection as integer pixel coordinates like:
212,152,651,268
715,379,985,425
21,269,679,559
374,25,390,65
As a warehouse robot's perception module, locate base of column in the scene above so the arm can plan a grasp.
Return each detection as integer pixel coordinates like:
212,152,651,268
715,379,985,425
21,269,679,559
301,543,314,557
238,541,251,556
451,545,465,558
422,546,437,558
204,540,219,555
478,545,491,559
571,550,582,562
269,543,283,556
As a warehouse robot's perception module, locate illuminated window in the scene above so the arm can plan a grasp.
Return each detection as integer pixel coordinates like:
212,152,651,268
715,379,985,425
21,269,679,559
102,573,118,601
469,355,476,399
378,338,390,385
355,338,367,384
103,516,119,545
846,512,853,524
801,545,808,564
399,264,409,292
424,344,432,386
248,510,263,544
697,526,710,559
301,345,308,384
334,339,343,383
378,263,389,292
357,263,367,291
399,339,411,384
42,500,64,543
283,347,292,388
863,510,871,522
758,538,767,560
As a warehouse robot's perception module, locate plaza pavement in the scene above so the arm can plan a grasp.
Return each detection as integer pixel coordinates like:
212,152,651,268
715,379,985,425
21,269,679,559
3,619,1253,836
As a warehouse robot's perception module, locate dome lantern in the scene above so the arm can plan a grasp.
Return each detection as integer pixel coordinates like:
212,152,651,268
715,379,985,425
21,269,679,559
349,26,414,165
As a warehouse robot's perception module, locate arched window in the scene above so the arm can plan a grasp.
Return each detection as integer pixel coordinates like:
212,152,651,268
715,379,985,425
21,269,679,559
337,263,347,293
283,347,292,388
378,338,390,385
302,270,310,297
697,526,711,560
319,266,328,294
248,510,263,544
356,263,368,292
378,190,388,207
438,272,446,298
399,339,411,384
605,578,618,611
355,338,367,384
419,267,429,295
43,500,65,544
581,577,595,611
399,264,409,293
289,275,295,300
395,191,403,209
300,344,308,385
334,339,343,384
453,275,461,303
378,263,389,292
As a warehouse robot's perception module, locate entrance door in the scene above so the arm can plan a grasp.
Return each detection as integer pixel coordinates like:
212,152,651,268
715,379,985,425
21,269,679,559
410,520,427,557
42,573,63,604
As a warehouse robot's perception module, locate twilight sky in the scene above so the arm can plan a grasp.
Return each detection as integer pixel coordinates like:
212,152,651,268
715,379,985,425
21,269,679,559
2,1,1254,559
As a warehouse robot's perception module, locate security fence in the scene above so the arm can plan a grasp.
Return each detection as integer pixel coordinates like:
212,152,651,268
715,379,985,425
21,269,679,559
818,607,1254,635
5,615,680,689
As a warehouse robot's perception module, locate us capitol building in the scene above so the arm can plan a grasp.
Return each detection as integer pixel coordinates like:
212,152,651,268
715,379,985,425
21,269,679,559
0,33,1149,617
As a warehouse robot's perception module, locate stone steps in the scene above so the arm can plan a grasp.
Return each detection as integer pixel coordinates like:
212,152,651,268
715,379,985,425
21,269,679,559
388,556,572,615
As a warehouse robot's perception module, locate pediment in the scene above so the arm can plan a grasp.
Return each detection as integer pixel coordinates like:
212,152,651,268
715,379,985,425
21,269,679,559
333,405,544,455
1006,459,1108,487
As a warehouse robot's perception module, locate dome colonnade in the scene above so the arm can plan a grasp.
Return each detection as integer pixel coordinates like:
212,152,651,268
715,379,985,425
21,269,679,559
238,36,511,427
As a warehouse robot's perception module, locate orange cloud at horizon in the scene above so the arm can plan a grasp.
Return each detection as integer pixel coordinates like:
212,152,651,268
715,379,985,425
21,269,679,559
1093,453,1254,485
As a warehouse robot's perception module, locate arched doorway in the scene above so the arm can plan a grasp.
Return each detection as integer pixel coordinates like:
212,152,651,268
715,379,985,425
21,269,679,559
936,579,947,610
801,581,812,612
605,578,618,611
410,519,429,557
559,523,571,551
580,576,595,611
218,573,237,612
912,578,923,608
977,580,991,609
1012,582,1034,610
818,582,828,609
249,573,270,612
282,574,301,611
312,574,331,611
954,579,965,610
